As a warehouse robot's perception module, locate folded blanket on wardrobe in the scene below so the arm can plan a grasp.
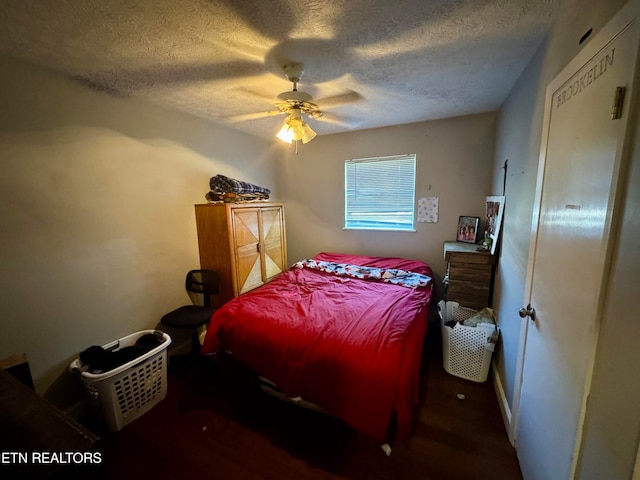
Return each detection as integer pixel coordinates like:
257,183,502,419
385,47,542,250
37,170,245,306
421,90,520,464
209,174,271,195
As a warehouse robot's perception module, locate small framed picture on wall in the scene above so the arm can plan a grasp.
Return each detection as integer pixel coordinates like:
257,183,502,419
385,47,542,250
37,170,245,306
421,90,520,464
457,216,480,243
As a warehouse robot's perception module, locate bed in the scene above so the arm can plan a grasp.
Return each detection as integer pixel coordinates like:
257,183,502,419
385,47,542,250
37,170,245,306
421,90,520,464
200,252,434,444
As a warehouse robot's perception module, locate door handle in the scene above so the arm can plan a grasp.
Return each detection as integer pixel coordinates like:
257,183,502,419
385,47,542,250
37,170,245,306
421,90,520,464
519,304,536,321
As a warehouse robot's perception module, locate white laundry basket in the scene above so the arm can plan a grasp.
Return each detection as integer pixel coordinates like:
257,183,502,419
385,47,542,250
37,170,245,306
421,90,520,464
438,301,497,383
69,330,171,431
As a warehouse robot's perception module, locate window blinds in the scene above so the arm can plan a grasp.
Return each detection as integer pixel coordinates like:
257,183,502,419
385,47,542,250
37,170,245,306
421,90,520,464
344,154,416,231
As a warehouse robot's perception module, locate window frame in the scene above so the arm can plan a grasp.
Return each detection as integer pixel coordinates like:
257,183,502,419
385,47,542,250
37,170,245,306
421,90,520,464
344,153,417,232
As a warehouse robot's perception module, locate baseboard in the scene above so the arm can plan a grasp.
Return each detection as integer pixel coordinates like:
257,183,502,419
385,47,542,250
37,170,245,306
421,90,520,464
491,360,514,446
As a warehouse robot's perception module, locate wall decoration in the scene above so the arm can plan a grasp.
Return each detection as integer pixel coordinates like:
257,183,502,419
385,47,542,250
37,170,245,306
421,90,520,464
485,195,505,254
457,216,480,243
417,197,439,223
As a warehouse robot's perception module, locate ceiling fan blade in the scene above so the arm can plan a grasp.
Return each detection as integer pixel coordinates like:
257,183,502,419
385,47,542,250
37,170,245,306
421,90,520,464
80,60,265,93
224,110,284,123
232,86,282,104
314,112,361,129
315,89,363,109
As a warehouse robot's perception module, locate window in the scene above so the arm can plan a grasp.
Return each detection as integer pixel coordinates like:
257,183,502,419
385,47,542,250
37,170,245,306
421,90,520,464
344,154,416,231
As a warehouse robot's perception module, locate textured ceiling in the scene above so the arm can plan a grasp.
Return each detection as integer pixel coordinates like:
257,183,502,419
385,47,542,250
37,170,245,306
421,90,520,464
0,0,566,140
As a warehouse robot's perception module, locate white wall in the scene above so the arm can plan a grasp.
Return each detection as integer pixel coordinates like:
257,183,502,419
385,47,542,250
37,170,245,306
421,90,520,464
276,112,497,290
0,56,278,405
491,0,639,476
490,0,628,415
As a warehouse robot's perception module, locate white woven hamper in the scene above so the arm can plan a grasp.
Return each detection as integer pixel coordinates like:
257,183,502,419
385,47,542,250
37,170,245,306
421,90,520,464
439,301,497,383
69,330,171,431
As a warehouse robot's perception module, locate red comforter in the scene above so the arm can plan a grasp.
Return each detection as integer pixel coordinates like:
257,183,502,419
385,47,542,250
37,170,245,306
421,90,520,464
201,252,433,442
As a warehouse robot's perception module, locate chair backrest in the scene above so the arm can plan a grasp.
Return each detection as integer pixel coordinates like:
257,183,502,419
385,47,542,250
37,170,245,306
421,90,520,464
185,270,220,307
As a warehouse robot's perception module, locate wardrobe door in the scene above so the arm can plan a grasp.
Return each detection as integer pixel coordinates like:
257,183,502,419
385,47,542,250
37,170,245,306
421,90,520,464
261,206,286,282
230,207,263,295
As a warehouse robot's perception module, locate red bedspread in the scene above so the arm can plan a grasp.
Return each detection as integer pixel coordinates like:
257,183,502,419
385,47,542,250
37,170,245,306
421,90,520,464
201,252,433,442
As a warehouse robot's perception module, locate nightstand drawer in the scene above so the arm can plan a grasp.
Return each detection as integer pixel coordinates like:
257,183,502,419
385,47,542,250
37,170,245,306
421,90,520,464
447,283,491,310
448,263,492,283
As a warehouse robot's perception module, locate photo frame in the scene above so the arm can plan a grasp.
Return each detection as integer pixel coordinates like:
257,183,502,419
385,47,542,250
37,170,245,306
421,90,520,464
485,195,505,255
457,216,480,243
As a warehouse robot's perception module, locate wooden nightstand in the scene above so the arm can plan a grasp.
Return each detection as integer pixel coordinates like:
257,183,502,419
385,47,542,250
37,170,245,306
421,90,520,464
443,241,497,310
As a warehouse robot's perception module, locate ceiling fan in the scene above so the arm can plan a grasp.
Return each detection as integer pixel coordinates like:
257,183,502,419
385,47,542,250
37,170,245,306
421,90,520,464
225,62,361,144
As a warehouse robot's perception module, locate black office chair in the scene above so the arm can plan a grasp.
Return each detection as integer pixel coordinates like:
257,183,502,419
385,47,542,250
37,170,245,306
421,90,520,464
161,270,219,369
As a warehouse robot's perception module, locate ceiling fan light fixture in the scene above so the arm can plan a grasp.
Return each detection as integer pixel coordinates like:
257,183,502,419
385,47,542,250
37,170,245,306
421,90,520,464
276,122,295,144
300,122,317,143
276,109,317,145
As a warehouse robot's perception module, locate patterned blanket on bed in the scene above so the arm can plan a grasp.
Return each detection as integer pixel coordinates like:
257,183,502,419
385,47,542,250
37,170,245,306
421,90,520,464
292,259,432,289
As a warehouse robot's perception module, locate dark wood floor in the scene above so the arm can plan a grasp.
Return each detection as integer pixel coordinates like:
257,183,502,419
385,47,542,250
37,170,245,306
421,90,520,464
56,322,522,480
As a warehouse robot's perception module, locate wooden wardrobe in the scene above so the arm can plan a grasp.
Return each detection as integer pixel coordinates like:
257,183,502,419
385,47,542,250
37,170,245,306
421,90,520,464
195,202,287,305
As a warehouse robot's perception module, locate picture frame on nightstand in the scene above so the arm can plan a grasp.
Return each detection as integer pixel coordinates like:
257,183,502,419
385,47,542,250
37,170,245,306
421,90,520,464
457,216,480,243
485,196,505,255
